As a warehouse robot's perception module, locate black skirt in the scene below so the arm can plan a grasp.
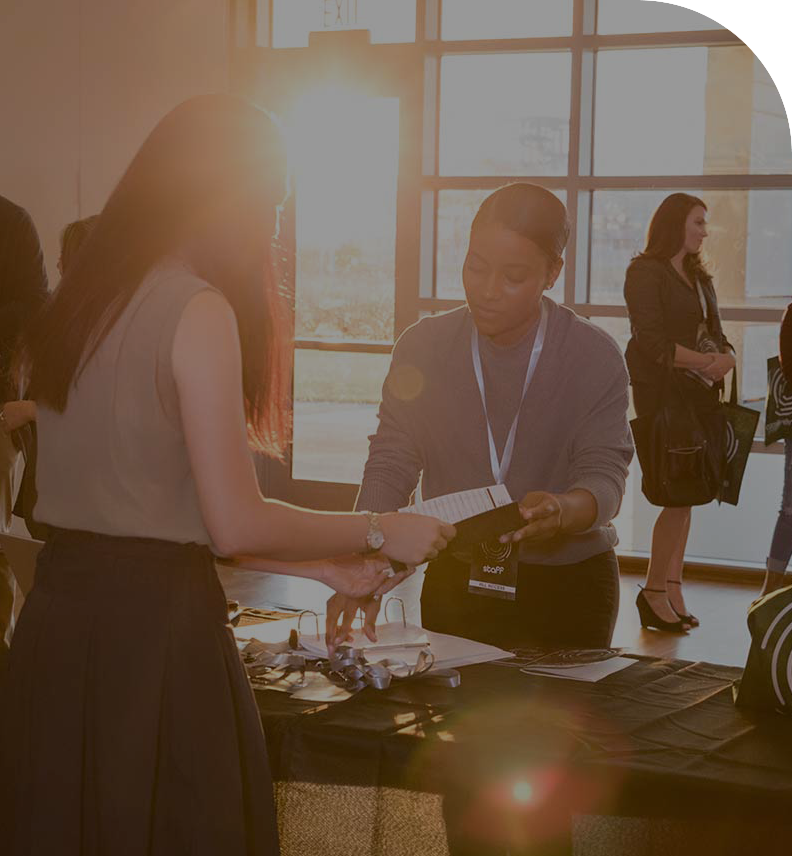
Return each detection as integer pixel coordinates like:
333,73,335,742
0,529,279,856
421,550,620,650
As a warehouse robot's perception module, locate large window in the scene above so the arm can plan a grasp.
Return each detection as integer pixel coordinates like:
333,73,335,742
245,0,792,568
439,53,572,176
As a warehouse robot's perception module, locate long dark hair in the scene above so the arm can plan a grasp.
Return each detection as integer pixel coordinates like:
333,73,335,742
20,93,291,458
638,192,711,284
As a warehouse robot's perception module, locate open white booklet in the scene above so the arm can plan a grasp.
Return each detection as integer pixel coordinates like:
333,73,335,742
400,484,512,523
299,621,512,671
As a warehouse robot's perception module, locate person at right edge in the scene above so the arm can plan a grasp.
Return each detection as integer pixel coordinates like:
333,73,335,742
761,303,792,597
624,193,735,632
352,183,634,652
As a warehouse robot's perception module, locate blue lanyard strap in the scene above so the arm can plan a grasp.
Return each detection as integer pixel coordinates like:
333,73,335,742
470,301,548,485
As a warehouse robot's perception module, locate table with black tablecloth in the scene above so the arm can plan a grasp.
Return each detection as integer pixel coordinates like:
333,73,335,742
255,655,792,856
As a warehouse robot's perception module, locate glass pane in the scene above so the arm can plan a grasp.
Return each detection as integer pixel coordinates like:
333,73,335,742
441,0,573,40
589,189,792,307
616,449,781,567
292,350,391,483
594,47,792,175
750,44,792,166
439,53,572,176
597,0,724,33
272,0,416,48
287,89,399,342
436,189,567,300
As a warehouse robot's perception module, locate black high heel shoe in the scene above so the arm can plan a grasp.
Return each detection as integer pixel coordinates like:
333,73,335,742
636,587,691,633
668,580,699,627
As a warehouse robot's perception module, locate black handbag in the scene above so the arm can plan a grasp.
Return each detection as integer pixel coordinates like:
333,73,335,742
719,371,759,506
630,365,724,508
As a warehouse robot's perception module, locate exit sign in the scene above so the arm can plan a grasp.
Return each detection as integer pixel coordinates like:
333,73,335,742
323,0,359,29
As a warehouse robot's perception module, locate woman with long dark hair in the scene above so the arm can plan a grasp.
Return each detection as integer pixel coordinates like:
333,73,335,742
0,94,454,855
625,193,734,632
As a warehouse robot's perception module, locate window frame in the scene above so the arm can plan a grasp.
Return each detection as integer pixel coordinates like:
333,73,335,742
232,0,792,506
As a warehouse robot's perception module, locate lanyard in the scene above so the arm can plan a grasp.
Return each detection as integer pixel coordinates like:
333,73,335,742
471,301,548,485
695,280,709,320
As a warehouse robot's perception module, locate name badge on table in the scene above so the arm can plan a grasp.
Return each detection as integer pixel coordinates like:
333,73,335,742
468,541,518,601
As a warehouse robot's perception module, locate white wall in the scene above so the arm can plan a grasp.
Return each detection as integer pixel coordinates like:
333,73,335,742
0,0,229,282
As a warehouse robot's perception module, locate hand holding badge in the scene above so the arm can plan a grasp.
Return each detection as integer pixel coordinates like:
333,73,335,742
503,491,564,544
466,492,563,601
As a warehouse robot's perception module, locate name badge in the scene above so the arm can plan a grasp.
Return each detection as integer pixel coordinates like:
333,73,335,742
468,541,518,601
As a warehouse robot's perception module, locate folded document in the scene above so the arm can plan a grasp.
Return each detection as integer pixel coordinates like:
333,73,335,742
401,485,525,553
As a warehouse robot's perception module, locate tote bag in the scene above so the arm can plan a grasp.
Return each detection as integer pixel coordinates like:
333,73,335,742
719,372,759,506
765,356,792,446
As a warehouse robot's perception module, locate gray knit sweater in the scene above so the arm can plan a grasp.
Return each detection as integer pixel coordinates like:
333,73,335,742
356,298,634,565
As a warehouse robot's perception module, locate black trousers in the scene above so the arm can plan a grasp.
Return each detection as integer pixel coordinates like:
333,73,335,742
421,549,620,651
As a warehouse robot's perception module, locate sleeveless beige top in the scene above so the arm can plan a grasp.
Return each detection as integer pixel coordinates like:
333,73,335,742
35,259,216,544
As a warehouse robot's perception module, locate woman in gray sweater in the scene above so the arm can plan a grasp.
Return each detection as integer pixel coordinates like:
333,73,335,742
354,184,634,650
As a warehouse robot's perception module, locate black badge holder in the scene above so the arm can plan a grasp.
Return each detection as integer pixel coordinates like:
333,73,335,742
449,502,525,554
452,503,525,602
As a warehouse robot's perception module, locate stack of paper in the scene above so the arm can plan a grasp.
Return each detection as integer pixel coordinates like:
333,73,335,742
401,484,512,523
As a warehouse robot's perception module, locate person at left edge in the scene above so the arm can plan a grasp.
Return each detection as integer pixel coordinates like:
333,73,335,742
0,196,48,663
348,183,634,651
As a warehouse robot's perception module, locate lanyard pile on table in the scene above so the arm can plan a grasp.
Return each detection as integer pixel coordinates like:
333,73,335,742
239,605,461,701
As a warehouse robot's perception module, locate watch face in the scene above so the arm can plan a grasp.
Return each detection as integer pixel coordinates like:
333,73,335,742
368,529,385,551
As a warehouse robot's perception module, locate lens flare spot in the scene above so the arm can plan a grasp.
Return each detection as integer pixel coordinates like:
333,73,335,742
512,780,533,804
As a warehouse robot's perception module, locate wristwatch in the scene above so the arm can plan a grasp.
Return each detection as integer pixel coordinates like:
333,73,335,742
364,511,385,553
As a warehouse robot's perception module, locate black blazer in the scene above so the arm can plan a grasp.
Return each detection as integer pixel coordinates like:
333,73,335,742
623,256,730,387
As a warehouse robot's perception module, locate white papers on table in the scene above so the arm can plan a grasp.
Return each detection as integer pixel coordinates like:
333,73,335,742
299,622,429,665
520,656,636,683
299,621,512,671
400,484,512,524
420,627,512,670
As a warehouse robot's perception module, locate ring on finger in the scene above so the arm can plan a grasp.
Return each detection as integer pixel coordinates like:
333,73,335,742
383,568,396,579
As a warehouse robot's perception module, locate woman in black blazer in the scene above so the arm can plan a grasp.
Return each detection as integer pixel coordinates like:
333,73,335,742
624,193,734,631
762,305,792,597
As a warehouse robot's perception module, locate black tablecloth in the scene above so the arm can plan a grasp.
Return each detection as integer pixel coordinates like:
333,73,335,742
255,656,792,822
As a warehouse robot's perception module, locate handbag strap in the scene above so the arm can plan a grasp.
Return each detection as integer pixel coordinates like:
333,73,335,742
726,364,738,406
